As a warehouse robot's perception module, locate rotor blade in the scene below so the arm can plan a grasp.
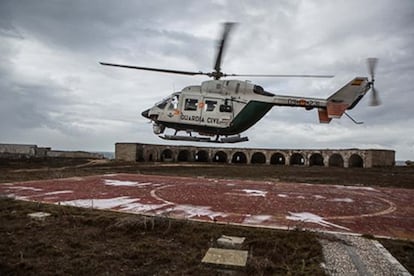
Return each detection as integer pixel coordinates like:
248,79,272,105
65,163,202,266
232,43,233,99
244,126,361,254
370,86,381,106
100,62,208,76
367,57,378,78
224,73,334,78
214,22,236,74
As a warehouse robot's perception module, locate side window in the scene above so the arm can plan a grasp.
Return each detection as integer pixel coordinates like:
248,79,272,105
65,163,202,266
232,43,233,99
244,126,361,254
205,100,217,112
184,98,198,111
220,100,232,112
220,105,232,112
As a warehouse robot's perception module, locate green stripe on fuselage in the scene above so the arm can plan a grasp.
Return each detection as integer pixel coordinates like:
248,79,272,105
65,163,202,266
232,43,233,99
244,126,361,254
227,101,273,134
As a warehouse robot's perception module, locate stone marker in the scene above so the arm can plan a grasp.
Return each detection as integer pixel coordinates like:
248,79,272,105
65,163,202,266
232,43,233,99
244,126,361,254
202,248,248,268
217,235,246,249
28,212,51,221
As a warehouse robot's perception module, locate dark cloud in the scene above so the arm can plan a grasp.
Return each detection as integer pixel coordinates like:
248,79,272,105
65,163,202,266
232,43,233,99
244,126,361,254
0,0,413,158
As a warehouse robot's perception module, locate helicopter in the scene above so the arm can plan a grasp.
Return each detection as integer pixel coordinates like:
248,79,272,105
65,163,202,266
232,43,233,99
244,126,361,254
100,23,380,143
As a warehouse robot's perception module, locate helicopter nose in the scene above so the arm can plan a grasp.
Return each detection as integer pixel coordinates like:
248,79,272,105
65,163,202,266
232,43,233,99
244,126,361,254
141,109,150,119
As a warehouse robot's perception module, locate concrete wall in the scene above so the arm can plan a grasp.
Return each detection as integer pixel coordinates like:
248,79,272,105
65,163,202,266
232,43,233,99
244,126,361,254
0,144,37,157
368,150,395,167
115,143,395,168
0,144,103,159
115,143,139,162
46,150,103,159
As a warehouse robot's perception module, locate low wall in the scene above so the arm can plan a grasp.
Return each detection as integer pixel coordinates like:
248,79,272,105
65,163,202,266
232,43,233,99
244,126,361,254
0,144,37,158
0,144,103,159
47,150,103,159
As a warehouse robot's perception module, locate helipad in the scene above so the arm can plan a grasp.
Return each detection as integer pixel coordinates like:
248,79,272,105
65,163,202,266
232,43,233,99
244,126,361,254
1,173,413,239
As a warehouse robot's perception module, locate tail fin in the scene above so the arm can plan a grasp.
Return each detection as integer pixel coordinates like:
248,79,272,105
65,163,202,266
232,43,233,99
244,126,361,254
318,77,370,123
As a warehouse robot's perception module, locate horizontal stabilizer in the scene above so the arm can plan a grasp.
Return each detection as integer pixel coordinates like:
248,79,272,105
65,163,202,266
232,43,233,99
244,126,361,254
322,77,370,121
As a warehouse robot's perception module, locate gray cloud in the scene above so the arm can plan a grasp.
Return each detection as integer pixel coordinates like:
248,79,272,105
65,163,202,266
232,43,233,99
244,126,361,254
0,0,413,159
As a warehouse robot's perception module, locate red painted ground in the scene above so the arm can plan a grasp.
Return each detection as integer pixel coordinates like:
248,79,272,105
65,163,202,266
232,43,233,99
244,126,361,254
1,173,413,239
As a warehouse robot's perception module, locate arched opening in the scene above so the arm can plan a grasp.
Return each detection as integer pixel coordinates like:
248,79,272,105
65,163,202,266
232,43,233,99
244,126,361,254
290,153,305,166
251,152,266,164
177,150,191,162
161,149,173,162
145,150,157,162
213,151,227,163
309,153,324,166
232,152,247,164
195,150,209,162
329,154,344,167
270,153,285,165
349,154,364,168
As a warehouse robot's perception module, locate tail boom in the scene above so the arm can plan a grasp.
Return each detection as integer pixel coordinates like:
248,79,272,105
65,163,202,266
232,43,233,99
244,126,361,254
266,77,370,123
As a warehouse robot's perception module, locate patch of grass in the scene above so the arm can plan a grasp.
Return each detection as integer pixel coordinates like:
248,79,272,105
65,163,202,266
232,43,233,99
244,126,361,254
379,238,414,274
0,198,325,275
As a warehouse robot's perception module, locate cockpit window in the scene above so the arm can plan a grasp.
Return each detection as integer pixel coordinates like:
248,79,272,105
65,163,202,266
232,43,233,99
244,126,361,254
156,92,181,110
253,85,274,96
156,97,169,109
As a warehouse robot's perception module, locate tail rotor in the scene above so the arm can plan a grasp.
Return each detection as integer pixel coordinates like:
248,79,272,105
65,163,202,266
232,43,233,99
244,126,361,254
367,58,380,106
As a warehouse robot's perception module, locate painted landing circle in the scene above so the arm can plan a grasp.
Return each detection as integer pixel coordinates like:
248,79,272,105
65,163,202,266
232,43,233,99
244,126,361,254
1,173,413,239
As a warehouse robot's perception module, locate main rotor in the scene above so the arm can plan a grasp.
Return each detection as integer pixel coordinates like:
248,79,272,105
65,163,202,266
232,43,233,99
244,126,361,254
100,22,333,80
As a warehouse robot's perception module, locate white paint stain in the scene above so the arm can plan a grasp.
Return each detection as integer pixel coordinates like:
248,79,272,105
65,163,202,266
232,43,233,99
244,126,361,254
334,185,377,191
329,198,354,203
121,202,168,213
286,212,350,231
60,196,138,209
277,194,288,198
241,189,267,197
103,179,138,186
103,179,152,187
5,194,28,200
161,204,227,220
8,186,43,191
243,215,272,224
43,190,73,195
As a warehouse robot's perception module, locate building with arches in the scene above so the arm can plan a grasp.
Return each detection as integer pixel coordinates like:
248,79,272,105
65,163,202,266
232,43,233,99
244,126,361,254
116,143,395,168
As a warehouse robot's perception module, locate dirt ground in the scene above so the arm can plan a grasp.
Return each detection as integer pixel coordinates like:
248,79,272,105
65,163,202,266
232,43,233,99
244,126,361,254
1,158,413,189
0,158,413,275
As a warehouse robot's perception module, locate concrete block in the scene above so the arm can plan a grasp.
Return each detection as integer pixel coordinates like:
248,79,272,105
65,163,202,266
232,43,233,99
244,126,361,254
28,212,51,221
217,235,246,249
202,248,248,268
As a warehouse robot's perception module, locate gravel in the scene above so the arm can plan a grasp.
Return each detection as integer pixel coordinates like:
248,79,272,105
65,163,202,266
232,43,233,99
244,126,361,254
320,234,411,276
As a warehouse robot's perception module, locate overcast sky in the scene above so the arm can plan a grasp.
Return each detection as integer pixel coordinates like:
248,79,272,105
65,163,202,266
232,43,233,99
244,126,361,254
1,0,413,160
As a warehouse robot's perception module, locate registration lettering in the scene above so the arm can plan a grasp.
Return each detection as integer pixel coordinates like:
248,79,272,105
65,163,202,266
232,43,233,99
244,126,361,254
288,99,320,106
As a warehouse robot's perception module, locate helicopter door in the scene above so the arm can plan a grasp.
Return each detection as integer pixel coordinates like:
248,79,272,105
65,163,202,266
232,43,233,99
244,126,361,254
181,95,203,126
202,97,233,128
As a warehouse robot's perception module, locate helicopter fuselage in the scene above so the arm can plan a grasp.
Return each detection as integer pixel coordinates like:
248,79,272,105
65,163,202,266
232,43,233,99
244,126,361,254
142,79,331,138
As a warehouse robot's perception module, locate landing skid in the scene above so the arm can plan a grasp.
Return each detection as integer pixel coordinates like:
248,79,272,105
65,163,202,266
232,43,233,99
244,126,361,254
159,134,248,143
